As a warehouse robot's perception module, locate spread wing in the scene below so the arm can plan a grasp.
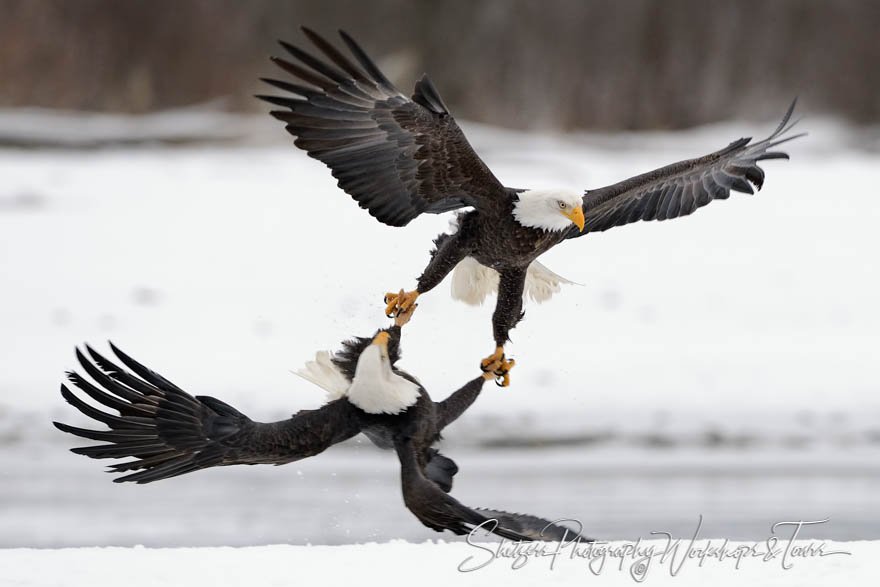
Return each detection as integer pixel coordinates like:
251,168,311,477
259,28,507,227
567,100,804,237
54,343,363,483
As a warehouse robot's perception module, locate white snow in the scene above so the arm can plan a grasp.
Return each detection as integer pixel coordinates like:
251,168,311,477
0,540,872,586
0,104,265,147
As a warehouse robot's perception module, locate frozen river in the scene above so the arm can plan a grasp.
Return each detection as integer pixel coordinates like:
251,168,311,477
3,438,879,547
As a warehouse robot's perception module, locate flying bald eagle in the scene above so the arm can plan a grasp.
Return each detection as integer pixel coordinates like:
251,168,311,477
259,28,803,385
53,308,585,542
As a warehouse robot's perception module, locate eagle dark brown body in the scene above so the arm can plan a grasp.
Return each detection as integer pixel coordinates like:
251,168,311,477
54,315,585,542
259,28,801,386
419,201,569,348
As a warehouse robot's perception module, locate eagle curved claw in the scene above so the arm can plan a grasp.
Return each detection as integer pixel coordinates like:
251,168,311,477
481,347,515,387
394,303,419,327
493,357,515,387
384,289,420,318
480,347,505,371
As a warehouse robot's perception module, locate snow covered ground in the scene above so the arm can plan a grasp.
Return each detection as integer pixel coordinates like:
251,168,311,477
0,540,872,586
0,109,878,550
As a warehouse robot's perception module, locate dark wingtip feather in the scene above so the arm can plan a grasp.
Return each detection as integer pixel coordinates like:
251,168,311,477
412,74,450,115
107,341,126,358
758,152,790,161
767,97,800,140
277,39,296,53
729,177,755,194
782,96,798,125
83,343,113,373
255,94,293,108
74,346,92,370
269,110,293,121
336,29,397,93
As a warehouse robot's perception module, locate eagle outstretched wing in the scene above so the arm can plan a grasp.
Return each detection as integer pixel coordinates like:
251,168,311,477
567,99,804,237
54,343,363,483
259,28,507,227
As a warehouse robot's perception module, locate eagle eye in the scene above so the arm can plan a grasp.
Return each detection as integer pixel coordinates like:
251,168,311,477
557,200,566,209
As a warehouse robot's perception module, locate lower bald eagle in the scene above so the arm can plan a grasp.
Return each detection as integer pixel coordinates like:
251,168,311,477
259,28,804,385
53,308,583,542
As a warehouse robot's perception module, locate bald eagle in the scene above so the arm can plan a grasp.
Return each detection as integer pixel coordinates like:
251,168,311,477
53,309,584,542
259,28,803,385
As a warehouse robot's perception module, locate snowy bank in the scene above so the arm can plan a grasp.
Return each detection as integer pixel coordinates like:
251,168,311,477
0,540,870,586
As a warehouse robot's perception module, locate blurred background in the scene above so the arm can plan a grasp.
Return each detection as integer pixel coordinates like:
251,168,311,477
1,0,878,547
3,0,880,131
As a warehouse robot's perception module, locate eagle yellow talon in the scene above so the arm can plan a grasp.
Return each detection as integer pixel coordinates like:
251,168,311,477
384,289,419,318
493,357,515,387
480,347,505,371
480,347,514,387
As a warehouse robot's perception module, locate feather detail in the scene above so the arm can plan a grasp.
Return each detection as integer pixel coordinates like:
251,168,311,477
450,257,576,306
524,260,578,303
450,257,498,305
346,345,419,414
294,351,350,401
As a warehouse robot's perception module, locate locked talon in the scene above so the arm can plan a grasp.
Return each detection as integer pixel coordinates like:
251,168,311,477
480,347,505,371
385,300,399,318
383,289,419,318
488,355,515,387
481,358,502,379
394,303,419,327
384,289,404,317
399,297,415,312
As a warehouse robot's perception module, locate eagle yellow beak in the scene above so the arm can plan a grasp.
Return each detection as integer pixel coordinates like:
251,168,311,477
562,207,585,232
371,331,390,348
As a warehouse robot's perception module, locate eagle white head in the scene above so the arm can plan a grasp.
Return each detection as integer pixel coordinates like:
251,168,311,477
512,189,585,232
344,331,420,415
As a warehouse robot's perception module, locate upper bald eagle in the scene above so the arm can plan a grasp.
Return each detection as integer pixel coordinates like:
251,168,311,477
53,308,586,542
258,28,803,385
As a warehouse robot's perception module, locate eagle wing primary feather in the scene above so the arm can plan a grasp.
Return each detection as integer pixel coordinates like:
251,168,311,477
259,28,507,227
54,344,364,483
474,508,590,542
396,439,588,542
568,99,804,237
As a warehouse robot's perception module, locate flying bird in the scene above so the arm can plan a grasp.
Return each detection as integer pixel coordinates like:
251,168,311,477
54,307,582,542
259,28,803,385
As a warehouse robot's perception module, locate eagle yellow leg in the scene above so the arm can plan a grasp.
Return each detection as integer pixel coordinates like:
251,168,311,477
481,347,516,387
384,289,420,318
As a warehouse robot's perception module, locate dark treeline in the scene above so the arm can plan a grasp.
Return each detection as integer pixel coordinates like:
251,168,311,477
2,0,878,130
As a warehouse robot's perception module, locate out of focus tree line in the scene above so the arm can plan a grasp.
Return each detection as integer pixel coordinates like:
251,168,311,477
2,0,878,130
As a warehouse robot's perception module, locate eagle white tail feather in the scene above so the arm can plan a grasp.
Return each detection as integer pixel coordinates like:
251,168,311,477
450,257,499,305
524,259,578,302
450,257,576,306
294,351,349,401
